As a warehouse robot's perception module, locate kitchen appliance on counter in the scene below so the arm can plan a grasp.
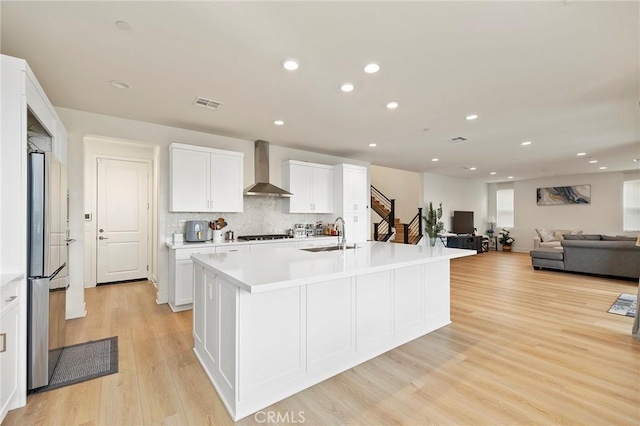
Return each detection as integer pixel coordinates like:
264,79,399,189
225,230,235,241
305,224,315,237
27,151,68,391
293,223,306,238
238,234,294,241
185,220,209,242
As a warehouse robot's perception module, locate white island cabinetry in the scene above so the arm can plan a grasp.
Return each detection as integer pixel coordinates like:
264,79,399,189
169,143,244,213
191,242,473,420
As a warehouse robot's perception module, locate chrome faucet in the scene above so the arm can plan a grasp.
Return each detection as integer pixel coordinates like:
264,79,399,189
334,217,346,250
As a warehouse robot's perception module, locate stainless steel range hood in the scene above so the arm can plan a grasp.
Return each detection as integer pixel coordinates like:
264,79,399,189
244,140,293,197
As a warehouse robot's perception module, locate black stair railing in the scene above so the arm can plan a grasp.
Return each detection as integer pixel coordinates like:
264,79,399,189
371,185,395,242
403,208,423,244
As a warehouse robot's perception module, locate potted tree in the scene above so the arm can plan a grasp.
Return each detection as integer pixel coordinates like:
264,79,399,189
423,202,444,246
498,228,515,251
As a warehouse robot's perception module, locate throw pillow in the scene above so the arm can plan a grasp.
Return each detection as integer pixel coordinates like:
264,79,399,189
536,228,556,243
553,230,566,241
562,234,602,240
602,235,636,241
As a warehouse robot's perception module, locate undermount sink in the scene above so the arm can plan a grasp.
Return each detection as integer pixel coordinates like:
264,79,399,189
301,245,357,252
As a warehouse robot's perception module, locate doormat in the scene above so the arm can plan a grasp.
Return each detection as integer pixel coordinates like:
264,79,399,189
607,293,637,317
32,336,118,393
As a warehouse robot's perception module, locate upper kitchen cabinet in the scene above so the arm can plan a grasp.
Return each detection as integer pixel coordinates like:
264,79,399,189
170,143,244,212
282,160,333,213
334,164,368,213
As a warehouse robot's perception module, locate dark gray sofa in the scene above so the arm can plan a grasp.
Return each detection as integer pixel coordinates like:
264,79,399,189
530,234,640,279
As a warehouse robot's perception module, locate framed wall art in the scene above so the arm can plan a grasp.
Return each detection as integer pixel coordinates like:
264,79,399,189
536,185,591,206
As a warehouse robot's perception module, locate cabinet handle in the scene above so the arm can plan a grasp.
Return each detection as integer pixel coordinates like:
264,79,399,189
0,333,5,353
5,295,17,303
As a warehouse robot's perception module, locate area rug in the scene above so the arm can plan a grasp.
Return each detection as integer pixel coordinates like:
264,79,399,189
33,336,118,393
608,294,637,318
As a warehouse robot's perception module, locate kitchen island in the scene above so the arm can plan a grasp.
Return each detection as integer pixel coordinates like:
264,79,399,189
191,241,474,420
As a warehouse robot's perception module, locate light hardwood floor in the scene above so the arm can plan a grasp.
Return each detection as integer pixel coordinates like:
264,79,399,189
5,252,639,425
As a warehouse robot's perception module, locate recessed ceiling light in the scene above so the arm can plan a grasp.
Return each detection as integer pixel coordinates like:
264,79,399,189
368,143,377,147
507,176,514,179
589,160,598,164
273,120,284,126
386,101,399,109
520,141,532,146
115,21,132,31
465,114,478,120
490,172,497,175
432,158,439,162
364,63,380,74
340,83,354,92
599,166,607,170
109,80,130,89
469,167,477,171
282,59,299,71
633,158,640,162
577,152,587,156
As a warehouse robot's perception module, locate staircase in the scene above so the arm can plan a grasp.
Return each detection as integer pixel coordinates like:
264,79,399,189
371,185,394,242
392,209,423,245
371,186,423,244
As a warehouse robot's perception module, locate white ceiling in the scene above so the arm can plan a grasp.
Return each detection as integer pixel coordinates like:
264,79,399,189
2,1,639,182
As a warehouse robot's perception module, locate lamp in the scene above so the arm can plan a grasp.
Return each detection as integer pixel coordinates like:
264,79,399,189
487,216,496,234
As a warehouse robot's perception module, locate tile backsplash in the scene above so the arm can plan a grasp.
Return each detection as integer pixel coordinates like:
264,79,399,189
166,196,335,241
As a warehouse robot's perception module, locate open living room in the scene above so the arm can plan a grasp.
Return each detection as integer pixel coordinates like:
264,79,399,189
1,1,639,425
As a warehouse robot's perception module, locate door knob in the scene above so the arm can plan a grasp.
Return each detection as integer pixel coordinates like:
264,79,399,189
99,236,108,240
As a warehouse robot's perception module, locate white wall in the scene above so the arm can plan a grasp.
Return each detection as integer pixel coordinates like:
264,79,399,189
498,171,629,252
370,165,422,223
55,107,369,312
422,172,489,234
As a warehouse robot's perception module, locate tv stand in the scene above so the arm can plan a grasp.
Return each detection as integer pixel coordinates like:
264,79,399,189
446,235,483,252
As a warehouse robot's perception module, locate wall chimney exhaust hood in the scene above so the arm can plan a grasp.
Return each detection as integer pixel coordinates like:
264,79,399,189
244,140,293,197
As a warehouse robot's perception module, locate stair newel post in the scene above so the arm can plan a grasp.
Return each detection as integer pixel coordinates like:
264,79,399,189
389,199,395,240
403,224,409,244
374,223,379,241
417,207,423,240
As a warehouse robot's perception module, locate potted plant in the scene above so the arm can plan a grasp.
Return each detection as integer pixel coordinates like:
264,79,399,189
423,202,444,246
498,228,514,251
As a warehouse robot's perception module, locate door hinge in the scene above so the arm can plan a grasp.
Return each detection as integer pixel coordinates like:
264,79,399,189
147,265,149,271
147,203,149,210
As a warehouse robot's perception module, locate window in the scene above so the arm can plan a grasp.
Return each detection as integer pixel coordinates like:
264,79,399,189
497,189,514,228
623,179,640,231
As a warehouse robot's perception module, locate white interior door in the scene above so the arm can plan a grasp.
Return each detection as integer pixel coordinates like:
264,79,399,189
97,158,149,284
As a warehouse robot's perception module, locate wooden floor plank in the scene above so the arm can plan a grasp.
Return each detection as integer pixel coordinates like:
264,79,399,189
4,252,639,425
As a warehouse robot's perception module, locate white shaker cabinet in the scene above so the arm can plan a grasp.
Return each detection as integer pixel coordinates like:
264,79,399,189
0,276,21,422
170,143,244,213
168,247,215,312
334,163,368,213
334,164,369,243
282,160,333,213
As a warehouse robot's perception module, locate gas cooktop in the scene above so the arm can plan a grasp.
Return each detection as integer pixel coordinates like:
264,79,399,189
237,234,294,241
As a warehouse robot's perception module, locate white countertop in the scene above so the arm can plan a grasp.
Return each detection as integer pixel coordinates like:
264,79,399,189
191,241,474,293
165,235,337,249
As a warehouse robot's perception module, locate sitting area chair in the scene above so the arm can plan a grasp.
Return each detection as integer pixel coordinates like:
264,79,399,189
482,236,489,252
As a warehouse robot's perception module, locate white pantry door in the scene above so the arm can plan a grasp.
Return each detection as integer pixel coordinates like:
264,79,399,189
97,158,149,284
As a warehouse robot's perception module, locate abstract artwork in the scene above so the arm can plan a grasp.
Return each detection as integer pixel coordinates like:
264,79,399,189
536,184,591,205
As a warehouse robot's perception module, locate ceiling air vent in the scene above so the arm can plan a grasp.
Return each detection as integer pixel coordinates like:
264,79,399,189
448,136,468,143
194,97,222,110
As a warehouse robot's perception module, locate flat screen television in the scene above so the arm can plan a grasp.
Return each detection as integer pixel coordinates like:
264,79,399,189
453,211,474,235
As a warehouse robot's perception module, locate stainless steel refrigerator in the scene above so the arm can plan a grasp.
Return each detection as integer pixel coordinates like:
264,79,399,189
27,151,68,391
